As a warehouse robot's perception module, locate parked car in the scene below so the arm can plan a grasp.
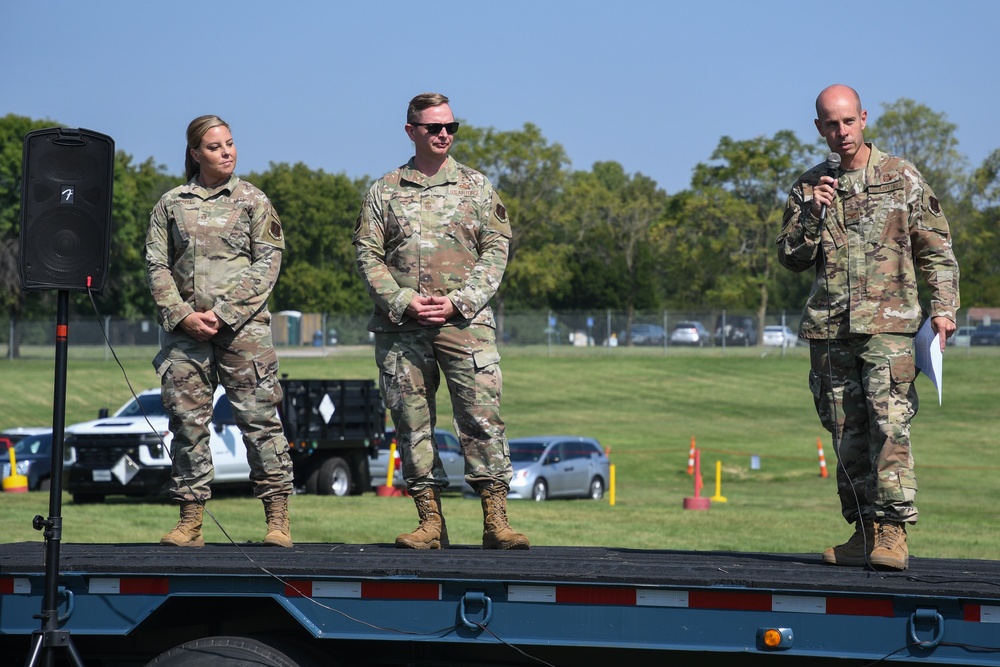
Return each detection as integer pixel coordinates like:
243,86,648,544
370,427,465,490
947,326,975,347
669,321,709,347
762,325,797,348
969,324,1000,347
619,323,666,346
1,430,56,491
506,436,610,502
1,426,52,446
714,315,757,347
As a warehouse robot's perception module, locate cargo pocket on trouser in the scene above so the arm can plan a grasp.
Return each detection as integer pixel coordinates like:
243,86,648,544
252,348,283,406
876,352,918,519
244,348,292,495
378,349,404,413
153,354,216,500
473,348,502,407
808,368,836,435
463,347,509,484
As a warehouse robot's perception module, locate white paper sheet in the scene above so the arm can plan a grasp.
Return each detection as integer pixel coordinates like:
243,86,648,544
914,318,943,405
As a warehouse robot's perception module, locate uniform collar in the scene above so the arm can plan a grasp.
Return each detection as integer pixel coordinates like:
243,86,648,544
400,155,459,189
184,172,239,198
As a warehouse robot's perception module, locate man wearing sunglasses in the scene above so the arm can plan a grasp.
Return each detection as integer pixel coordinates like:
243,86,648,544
354,93,528,551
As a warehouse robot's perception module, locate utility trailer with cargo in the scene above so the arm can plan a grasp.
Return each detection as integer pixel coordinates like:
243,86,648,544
0,542,998,666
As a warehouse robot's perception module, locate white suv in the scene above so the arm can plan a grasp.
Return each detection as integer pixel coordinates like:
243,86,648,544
64,387,249,503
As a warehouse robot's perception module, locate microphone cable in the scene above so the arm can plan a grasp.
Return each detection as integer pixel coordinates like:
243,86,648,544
84,286,243,547
819,170,879,574
83,288,546,651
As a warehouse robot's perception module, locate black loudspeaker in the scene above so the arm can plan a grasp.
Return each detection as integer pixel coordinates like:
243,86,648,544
20,127,115,293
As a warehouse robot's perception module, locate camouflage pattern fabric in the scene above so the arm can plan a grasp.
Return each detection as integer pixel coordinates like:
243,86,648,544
778,144,960,526
353,156,511,332
809,335,918,524
777,144,959,339
354,155,512,493
376,326,511,492
146,174,292,502
146,174,285,333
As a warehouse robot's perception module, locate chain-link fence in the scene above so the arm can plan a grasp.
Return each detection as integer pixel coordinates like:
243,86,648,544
3,309,993,360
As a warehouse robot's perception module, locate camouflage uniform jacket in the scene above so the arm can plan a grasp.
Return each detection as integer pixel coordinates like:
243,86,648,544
776,144,959,339
146,174,285,333
353,156,512,332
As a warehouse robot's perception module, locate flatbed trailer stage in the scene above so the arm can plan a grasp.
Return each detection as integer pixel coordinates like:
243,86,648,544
1,542,998,665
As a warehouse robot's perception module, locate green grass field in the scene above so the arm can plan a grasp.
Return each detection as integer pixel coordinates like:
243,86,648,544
2,344,997,559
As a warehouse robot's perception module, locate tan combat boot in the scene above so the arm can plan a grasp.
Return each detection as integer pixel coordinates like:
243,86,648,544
160,501,205,547
396,488,449,549
822,519,875,566
870,520,908,570
263,495,293,547
480,482,529,550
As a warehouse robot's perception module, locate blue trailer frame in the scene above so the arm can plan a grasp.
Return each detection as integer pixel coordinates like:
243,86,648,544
2,543,998,665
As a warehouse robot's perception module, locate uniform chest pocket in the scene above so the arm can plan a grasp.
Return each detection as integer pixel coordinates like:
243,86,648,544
219,208,251,254
845,182,906,248
169,203,197,247
445,201,482,252
387,199,415,240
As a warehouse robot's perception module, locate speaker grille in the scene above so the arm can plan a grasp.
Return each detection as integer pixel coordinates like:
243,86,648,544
19,128,114,293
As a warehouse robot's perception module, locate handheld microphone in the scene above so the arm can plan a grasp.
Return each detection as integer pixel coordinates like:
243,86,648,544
818,152,841,221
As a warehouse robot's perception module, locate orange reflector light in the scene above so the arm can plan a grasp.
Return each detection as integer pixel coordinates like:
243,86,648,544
757,627,793,650
763,629,782,647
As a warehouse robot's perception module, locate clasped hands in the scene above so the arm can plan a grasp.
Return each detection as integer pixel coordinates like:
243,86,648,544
179,310,221,341
406,295,456,326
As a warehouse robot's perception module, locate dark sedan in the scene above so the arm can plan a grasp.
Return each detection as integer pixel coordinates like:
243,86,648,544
2,431,56,491
970,324,1000,346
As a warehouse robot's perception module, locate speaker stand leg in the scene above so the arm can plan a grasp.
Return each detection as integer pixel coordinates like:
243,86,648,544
25,628,85,667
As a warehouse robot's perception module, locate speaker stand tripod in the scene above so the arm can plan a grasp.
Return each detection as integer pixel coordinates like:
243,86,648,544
25,291,84,667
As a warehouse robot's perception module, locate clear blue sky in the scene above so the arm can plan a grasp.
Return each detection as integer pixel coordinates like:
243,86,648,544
5,0,996,195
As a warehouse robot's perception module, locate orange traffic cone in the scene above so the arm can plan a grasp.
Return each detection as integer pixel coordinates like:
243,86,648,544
686,436,696,475
817,437,829,478
683,449,710,510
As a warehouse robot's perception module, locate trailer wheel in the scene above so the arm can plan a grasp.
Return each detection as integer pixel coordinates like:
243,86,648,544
146,635,316,666
315,457,352,496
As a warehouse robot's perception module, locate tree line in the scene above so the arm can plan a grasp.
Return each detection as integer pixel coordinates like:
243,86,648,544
1,99,997,345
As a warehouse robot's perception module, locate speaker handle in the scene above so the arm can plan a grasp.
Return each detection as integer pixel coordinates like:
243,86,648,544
52,128,88,147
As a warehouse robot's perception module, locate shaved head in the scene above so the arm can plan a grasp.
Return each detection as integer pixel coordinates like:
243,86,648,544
816,84,863,119
813,84,870,170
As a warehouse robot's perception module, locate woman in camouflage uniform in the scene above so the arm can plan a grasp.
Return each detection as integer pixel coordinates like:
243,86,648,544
145,115,293,548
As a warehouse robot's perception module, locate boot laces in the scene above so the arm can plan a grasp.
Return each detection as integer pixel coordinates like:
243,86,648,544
878,523,904,549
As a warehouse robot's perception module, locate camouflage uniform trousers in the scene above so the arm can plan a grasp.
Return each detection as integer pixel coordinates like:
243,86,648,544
375,323,511,493
808,333,919,525
154,318,293,502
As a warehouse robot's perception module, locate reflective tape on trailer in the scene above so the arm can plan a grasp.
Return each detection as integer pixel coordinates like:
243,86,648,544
275,579,1000,624
87,578,170,595
6,575,995,626
0,578,31,594
285,580,441,600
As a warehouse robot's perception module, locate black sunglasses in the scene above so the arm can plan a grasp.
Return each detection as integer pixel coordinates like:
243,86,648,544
411,121,460,135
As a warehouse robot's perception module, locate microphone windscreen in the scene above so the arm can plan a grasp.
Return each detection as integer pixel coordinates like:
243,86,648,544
826,152,842,172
